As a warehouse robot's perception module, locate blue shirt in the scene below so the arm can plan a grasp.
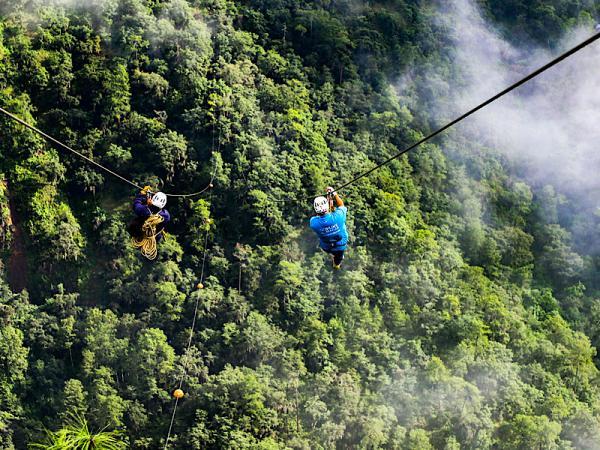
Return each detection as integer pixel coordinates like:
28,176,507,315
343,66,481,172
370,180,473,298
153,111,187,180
309,206,348,251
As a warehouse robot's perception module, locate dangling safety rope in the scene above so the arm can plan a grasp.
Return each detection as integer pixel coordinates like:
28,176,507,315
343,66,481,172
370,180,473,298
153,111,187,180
131,214,165,260
0,106,214,198
162,132,220,450
163,178,215,450
296,30,600,201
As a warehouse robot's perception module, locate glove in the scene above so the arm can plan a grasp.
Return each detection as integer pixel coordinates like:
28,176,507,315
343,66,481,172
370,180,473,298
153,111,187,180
141,185,153,195
326,186,336,196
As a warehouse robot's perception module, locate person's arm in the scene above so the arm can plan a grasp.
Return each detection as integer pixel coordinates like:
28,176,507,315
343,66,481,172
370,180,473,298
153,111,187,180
326,187,344,208
133,194,152,218
160,209,171,223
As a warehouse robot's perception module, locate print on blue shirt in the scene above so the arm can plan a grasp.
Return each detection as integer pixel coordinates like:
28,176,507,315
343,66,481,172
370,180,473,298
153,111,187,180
309,206,348,251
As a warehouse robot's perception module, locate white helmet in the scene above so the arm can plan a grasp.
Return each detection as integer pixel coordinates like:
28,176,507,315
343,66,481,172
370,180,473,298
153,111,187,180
313,196,329,214
151,192,167,209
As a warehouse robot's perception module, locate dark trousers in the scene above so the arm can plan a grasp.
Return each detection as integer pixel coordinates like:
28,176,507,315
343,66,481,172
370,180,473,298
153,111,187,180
127,217,146,240
324,249,344,265
332,251,344,265
127,217,165,242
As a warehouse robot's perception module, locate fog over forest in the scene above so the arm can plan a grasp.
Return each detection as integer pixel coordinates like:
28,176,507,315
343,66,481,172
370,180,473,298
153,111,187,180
1,0,600,449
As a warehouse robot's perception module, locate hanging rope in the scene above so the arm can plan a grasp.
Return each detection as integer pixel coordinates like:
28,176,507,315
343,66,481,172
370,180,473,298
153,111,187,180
0,106,214,198
162,129,220,450
294,30,600,201
162,175,215,450
131,214,165,260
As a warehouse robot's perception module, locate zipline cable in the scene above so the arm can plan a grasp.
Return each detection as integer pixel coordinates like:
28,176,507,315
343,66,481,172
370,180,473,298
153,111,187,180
3,32,599,201
0,105,213,198
311,31,600,199
0,106,144,191
166,29,600,441
0,106,217,443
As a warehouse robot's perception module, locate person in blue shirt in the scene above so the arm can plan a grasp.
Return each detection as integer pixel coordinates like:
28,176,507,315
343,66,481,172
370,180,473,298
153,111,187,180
310,187,348,269
127,187,171,242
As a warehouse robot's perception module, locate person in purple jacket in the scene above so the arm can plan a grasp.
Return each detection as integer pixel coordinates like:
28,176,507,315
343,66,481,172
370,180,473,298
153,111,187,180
127,187,171,242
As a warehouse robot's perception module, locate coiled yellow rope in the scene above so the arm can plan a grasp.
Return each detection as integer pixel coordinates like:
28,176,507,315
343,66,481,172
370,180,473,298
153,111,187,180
131,214,165,260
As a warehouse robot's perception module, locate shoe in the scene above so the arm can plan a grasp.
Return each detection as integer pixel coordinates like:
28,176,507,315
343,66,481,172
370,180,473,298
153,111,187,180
331,252,344,269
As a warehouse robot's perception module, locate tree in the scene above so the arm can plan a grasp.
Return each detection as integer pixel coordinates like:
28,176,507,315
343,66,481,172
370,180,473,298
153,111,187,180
31,414,126,450
127,328,175,399
0,325,28,447
194,365,282,448
1,1,600,448
497,414,561,450
60,380,89,425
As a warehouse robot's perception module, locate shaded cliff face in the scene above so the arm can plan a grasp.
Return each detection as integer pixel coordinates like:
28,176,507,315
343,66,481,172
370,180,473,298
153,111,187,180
0,180,11,249
6,183,27,292
0,180,24,291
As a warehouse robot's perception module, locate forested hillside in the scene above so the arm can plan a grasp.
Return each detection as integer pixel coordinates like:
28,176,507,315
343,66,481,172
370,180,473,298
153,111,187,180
1,0,600,448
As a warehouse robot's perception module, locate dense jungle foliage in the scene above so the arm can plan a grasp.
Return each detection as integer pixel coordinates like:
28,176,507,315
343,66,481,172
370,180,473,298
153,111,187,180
1,0,600,448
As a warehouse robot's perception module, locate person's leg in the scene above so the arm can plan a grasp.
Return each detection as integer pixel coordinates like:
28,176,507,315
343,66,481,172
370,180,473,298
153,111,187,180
127,217,145,240
332,250,344,268
320,242,333,255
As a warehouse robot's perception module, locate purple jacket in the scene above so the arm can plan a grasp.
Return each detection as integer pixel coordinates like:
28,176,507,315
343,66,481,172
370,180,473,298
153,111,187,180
133,193,171,223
